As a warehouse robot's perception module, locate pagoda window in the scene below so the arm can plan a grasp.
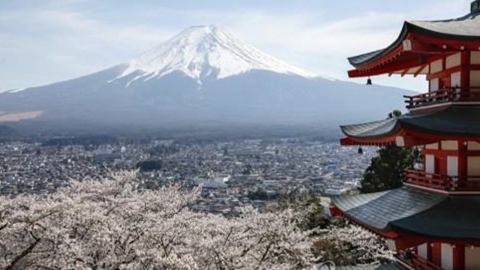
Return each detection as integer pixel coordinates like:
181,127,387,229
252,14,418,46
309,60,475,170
471,52,480,65
446,53,462,69
441,243,454,270
465,247,480,270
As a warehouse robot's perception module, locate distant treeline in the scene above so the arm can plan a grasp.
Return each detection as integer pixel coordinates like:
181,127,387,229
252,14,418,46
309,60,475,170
0,125,20,141
136,160,163,172
9,120,341,143
42,135,118,146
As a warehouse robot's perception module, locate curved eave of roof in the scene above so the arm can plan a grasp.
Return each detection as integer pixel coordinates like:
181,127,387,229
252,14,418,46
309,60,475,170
340,118,400,141
340,106,480,141
390,196,480,240
399,106,480,137
348,22,408,68
333,187,480,240
348,11,480,68
332,187,446,233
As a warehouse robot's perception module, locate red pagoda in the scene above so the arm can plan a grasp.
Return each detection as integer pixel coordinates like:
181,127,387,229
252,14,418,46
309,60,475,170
331,1,480,270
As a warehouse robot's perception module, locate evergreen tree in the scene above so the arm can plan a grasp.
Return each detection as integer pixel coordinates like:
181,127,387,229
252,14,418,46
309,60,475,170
359,110,421,193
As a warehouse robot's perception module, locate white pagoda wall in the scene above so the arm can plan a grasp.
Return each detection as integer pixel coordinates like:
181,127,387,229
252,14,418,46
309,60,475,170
426,143,439,150
442,141,458,150
441,243,453,270
451,71,461,88
430,78,440,91
431,59,443,74
465,247,480,270
470,70,480,88
446,53,461,69
467,142,480,178
467,141,480,151
425,154,435,174
418,243,428,259
467,157,480,176
447,156,458,177
471,52,480,65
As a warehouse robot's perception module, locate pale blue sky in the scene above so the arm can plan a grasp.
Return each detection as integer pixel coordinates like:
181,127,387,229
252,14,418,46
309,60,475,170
0,0,473,92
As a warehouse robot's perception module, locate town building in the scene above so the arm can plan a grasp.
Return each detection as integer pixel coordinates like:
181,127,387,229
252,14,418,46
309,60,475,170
331,1,480,269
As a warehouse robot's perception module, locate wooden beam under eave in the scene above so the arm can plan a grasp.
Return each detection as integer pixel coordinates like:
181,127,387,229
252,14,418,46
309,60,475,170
401,135,437,147
412,34,480,52
401,69,409,77
414,64,428,77
355,46,405,71
348,58,431,78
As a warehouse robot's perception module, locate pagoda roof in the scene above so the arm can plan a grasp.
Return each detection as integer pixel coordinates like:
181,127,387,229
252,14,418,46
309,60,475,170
332,187,445,233
332,186,480,240
348,10,480,77
341,118,398,141
409,12,480,39
390,196,480,240
340,106,480,145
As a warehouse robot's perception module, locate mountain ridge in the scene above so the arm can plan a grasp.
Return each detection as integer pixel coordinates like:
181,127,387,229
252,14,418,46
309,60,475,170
0,25,414,135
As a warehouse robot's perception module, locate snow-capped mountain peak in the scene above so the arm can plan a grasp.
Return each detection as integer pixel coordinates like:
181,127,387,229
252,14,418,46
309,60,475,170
115,25,315,84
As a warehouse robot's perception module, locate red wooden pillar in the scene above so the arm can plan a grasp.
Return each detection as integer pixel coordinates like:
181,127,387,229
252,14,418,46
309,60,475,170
439,155,448,176
453,244,465,270
427,242,433,262
432,243,442,267
459,140,468,188
461,52,471,89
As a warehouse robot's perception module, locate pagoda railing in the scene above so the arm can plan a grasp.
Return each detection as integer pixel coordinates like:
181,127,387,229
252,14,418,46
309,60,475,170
404,87,480,109
451,176,480,191
404,170,451,191
404,170,480,192
397,250,444,270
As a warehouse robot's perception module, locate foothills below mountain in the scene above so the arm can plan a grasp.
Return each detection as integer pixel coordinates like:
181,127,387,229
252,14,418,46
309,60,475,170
0,25,414,137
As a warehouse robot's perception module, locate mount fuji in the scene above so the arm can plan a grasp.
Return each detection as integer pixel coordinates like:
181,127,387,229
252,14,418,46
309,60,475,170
0,25,413,135
115,25,315,84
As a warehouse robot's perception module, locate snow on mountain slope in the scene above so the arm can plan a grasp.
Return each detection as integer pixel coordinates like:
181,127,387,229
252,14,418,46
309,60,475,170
114,25,317,85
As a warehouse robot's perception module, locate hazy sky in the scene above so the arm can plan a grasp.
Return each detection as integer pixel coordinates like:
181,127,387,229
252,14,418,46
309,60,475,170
0,0,473,92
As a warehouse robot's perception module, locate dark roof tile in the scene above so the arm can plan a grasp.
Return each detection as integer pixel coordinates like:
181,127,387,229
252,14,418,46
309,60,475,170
341,106,480,141
332,187,446,231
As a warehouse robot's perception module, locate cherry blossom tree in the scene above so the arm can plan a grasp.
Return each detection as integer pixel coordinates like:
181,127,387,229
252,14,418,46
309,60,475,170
0,171,317,270
313,221,394,266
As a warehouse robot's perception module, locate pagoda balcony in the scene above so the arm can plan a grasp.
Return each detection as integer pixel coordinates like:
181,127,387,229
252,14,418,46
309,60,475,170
396,250,443,270
404,169,480,192
404,87,480,110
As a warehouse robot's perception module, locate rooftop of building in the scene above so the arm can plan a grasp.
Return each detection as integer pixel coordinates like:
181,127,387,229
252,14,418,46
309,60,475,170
349,1,480,68
332,186,480,241
340,105,480,146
